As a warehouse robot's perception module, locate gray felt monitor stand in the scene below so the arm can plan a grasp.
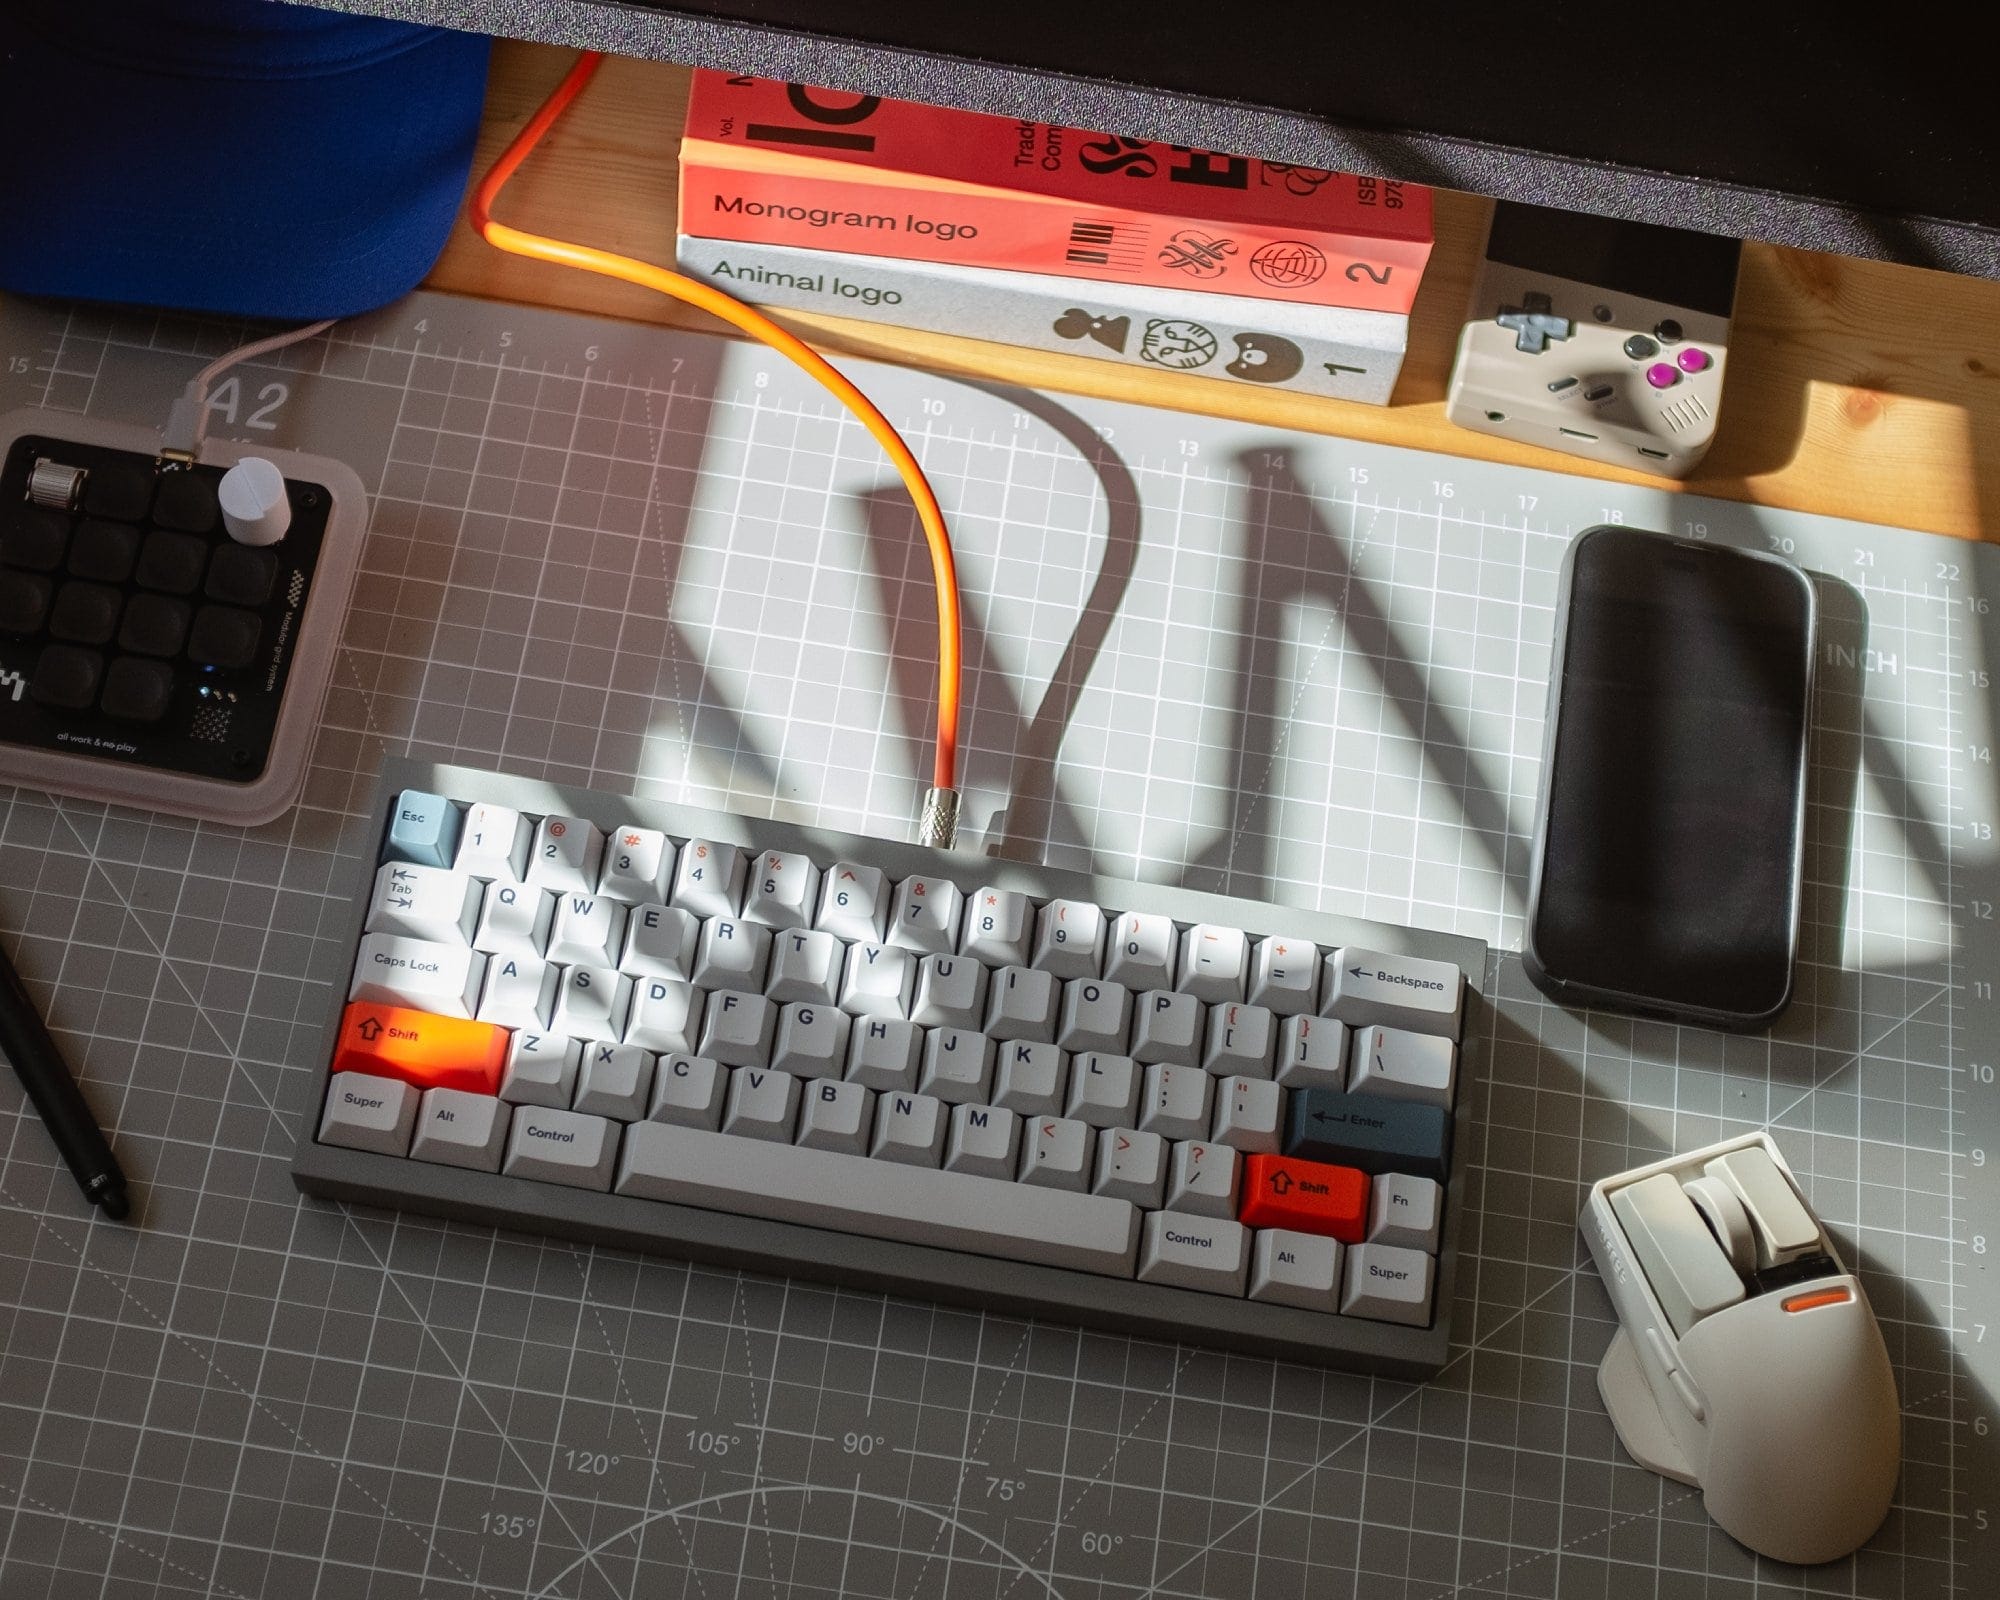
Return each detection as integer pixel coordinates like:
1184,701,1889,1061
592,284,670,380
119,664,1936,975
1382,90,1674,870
304,1,2000,278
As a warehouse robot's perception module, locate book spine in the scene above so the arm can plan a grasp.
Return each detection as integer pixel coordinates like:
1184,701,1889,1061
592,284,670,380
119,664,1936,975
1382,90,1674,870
683,71,1433,245
675,233,1408,406
677,154,1427,315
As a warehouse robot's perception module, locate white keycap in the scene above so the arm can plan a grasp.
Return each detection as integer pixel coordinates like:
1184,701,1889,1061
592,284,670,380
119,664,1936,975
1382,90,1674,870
365,862,479,945
502,1104,618,1190
619,903,700,981
1321,947,1464,1038
960,886,1032,967
454,802,529,882
765,927,843,1005
526,814,604,894
1130,990,1202,1066
1058,978,1131,1055
349,934,485,1018
1341,1243,1435,1326
1248,936,1320,1017
1210,1075,1283,1153
1033,899,1104,979
872,1090,945,1166
477,953,556,1030
551,964,631,1042
410,1087,511,1172
648,1056,728,1128
1166,1140,1239,1217
910,954,987,1031
598,825,673,904
671,838,745,919
1093,1128,1167,1209
1179,924,1248,1003
944,1102,1019,1179
816,861,888,942
889,874,962,954
1348,1025,1457,1109
574,1040,653,1120
648,1053,726,1129
919,1028,993,1104
699,991,776,1068
1369,1173,1443,1253
991,1039,1066,1115
692,917,771,993
546,893,629,969
624,976,703,1055
1065,1052,1140,1128
1250,1229,1341,1311
1138,1062,1212,1142
318,1072,416,1155
796,1076,872,1154
839,942,914,1019
1275,1014,1347,1092
1104,911,1176,992
985,965,1058,1042
501,1032,581,1107
616,1121,1139,1277
722,1065,797,1141
1202,1002,1275,1078
472,881,554,959
1020,1116,1092,1191
1138,1211,1248,1295
771,1002,850,1080
845,1016,921,1091
743,849,821,930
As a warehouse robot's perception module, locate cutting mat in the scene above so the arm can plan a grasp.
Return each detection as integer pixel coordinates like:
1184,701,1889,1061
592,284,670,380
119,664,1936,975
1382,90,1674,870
0,288,1993,1600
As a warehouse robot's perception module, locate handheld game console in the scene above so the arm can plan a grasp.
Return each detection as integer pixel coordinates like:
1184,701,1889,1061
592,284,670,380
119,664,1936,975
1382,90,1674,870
1445,201,1742,478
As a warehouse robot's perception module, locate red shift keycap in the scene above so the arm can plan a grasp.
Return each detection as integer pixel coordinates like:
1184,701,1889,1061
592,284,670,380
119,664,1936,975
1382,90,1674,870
1239,1154,1369,1243
331,1002,507,1095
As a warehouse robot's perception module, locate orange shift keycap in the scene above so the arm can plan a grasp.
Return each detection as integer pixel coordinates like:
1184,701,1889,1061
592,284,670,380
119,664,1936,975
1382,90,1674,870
332,1002,507,1095
1239,1154,1369,1243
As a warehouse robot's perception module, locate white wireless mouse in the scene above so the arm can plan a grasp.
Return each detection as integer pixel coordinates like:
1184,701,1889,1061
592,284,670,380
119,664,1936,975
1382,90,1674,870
1581,1132,1900,1565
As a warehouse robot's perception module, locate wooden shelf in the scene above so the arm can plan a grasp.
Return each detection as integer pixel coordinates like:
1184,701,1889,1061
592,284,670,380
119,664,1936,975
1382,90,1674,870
428,42,2000,543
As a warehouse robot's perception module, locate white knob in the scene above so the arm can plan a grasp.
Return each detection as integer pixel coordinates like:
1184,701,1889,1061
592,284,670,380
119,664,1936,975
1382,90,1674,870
218,457,292,546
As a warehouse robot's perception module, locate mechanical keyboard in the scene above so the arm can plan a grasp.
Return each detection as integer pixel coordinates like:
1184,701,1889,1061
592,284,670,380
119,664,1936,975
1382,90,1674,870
289,758,1488,1376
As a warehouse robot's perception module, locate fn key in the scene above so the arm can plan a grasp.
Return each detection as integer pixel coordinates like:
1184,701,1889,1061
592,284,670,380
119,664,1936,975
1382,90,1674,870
1284,1090,1449,1183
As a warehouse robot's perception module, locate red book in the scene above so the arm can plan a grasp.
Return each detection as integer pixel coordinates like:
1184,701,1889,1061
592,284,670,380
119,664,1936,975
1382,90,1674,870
679,72,1430,315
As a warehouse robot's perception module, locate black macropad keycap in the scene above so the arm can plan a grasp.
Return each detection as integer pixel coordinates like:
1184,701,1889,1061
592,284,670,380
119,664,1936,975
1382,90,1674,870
68,520,140,583
2,508,68,571
135,529,209,594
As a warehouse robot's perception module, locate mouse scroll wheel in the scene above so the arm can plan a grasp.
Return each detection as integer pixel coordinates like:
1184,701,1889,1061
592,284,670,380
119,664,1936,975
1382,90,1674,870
1682,1174,1757,1276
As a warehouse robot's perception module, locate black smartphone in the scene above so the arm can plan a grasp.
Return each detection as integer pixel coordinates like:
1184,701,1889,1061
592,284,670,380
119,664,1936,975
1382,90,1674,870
1524,525,1816,1028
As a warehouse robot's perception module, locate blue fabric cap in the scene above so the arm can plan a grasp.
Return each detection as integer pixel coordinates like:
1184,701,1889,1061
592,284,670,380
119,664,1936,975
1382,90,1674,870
0,0,492,318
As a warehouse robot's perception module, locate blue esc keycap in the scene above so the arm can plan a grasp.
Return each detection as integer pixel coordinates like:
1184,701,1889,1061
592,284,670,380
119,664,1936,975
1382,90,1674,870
383,789,462,868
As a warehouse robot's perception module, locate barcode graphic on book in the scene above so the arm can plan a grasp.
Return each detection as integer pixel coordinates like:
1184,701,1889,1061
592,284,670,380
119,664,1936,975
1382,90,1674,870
1066,219,1146,267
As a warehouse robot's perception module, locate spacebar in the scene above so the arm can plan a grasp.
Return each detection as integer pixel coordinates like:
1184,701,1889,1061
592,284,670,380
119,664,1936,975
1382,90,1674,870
615,1122,1141,1277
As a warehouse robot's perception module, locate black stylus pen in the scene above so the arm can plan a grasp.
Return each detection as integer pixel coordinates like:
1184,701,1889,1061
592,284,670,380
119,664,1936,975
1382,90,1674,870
0,937,130,1220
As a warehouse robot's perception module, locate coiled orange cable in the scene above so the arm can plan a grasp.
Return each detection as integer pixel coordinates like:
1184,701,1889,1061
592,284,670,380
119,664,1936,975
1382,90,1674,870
470,51,964,791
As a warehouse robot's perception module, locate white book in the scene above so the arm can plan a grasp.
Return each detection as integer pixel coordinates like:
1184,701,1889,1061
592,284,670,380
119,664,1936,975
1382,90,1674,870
675,233,1409,406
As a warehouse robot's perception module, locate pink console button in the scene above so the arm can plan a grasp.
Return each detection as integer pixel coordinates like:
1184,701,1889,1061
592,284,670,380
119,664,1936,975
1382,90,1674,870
1646,363,1680,389
1677,347,1712,373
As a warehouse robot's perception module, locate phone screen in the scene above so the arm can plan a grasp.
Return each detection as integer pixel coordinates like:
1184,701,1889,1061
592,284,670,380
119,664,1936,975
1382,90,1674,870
1530,528,1814,1021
